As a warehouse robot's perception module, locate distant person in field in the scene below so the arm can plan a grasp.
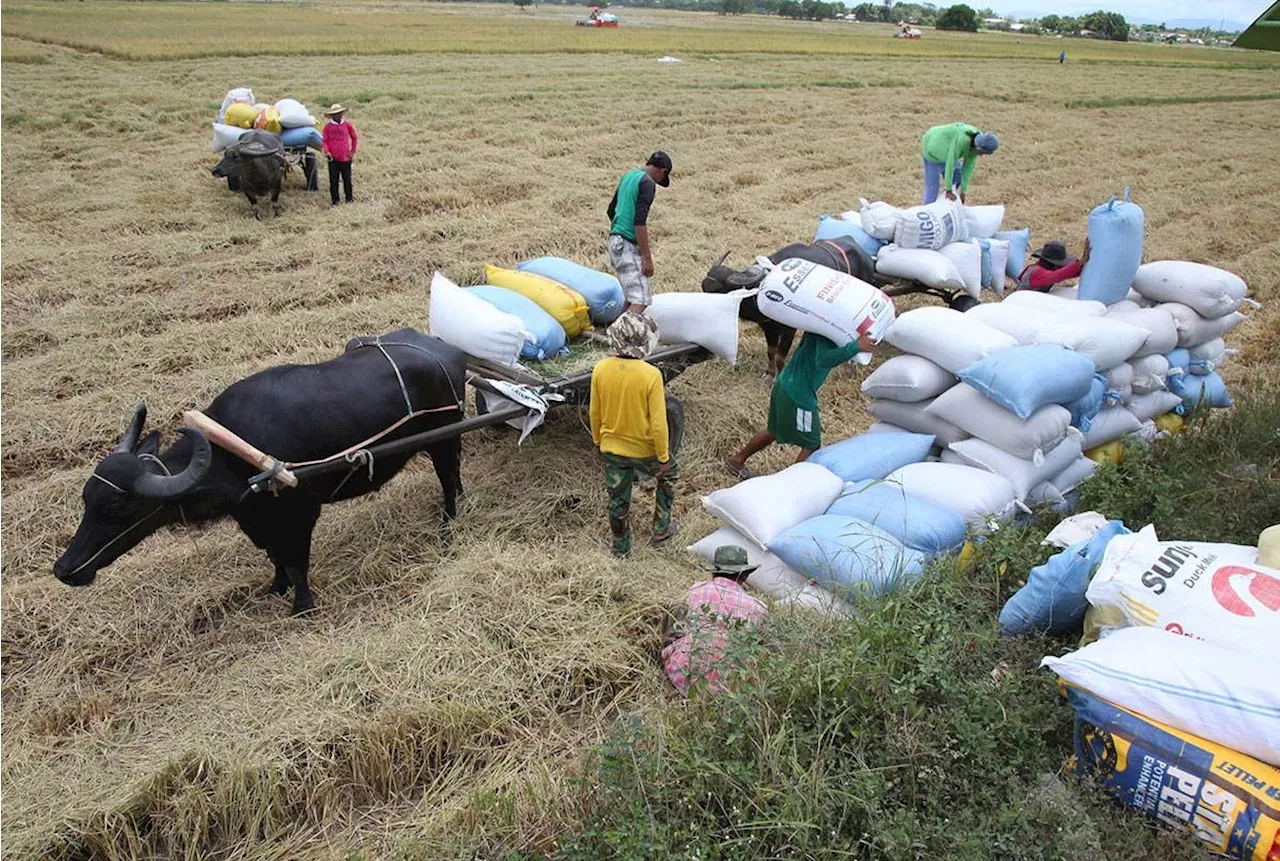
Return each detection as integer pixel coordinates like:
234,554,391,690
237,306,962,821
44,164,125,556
724,330,878,480
920,123,998,204
322,104,358,206
1017,239,1090,292
607,151,673,315
591,313,678,557
1059,50,1067,64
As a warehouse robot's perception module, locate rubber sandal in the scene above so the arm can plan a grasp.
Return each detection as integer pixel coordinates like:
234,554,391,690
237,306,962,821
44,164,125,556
651,522,678,547
723,457,753,482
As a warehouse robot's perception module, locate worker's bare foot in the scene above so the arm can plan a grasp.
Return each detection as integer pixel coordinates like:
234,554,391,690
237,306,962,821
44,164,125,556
723,457,752,482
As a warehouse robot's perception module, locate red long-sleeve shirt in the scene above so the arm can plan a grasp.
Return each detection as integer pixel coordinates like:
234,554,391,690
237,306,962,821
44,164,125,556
322,120,358,162
1017,259,1083,292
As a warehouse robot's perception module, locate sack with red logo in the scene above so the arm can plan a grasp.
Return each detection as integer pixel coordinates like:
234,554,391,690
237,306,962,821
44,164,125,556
1085,525,1280,654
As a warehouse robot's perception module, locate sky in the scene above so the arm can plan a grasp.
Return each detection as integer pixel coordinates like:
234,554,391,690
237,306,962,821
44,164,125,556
1000,0,1269,28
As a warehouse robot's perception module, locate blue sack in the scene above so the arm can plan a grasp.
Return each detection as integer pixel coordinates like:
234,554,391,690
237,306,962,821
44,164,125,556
517,257,625,325
467,285,568,361
807,431,935,482
814,215,885,258
958,345,1096,421
995,227,1031,280
826,480,967,555
1165,348,1191,372
1168,370,1232,409
1078,189,1144,305
998,520,1128,635
769,515,926,601
1065,374,1108,431
280,126,323,150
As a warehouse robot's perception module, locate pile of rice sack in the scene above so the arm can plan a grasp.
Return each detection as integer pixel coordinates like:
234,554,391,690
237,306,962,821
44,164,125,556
211,87,324,153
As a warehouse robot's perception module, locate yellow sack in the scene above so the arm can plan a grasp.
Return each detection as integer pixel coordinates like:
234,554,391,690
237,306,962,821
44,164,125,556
1259,524,1280,568
485,265,590,338
224,102,258,129
1078,603,1126,647
1085,440,1123,465
254,106,282,135
1153,411,1184,436
956,540,978,574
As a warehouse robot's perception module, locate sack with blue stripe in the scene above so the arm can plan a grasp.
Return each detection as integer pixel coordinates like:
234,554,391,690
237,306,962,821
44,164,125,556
467,286,568,361
826,479,967,555
516,257,625,325
815,215,885,258
768,515,926,601
807,431,934,482
1078,189,1144,305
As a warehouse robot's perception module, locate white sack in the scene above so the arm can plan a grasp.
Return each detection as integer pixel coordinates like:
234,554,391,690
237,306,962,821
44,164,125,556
1080,407,1143,449
688,526,850,619
648,291,743,364
274,98,314,129
1087,525,1280,656
874,245,965,291
939,242,982,300
211,122,247,153
1132,260,1248,319
859,198,904,240
1161,303,1247,347
964,204,1005,239
883,462,1019,526
860,355,955,403
1126,390,1182,423
1132,419,1159,442
1105,307,1179,358
1048,455,1098,493
1129,354,1170,394
702,462,843,549
428,272,528,368
1041,626,1280,766
1002,291,1107,319
1034,318,1148,370
893,197,969,250
884,307,1017,374
926,383,1071,462
1188,337,1232,374
985,238,1010,295
964,303,1062,346
946,432,1084,500
867,397,970,447
218,87,254,123
1103,363,1133,402
760,260,896,349
866,422,911,434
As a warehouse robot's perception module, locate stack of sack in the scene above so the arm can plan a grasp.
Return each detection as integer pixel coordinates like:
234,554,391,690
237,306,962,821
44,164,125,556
813,199,1032,298
863,306,1097,517
1027,521,1280,859
689,431,957,613
212,88,323,153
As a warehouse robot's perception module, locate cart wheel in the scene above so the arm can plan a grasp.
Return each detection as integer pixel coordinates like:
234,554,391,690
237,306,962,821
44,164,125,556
227,175,241,193
666,395,685,457
947,293,979,313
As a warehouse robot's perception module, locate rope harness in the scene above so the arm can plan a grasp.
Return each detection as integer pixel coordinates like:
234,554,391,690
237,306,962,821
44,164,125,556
72,474,167,576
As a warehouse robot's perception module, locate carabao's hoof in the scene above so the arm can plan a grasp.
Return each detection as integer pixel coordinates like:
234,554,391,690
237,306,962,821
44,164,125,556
260,580,289,598
290,597,316,617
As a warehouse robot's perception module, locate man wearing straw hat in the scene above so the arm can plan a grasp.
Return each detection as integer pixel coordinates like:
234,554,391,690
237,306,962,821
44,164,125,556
590,313,677,557
321,103,359,206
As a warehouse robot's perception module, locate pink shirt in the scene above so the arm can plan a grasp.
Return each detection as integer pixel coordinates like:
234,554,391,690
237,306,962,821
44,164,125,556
322,120,358,162
1018,258,1083,292
661,578,768,696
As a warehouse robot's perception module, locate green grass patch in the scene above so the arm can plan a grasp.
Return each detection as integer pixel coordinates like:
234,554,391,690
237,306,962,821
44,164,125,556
1066,92,1280,108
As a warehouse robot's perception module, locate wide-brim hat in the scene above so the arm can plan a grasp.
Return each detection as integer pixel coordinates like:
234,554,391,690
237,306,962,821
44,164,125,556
1031,240,1076,269
701,544,758,577
607,312,659,360
323,103,348,116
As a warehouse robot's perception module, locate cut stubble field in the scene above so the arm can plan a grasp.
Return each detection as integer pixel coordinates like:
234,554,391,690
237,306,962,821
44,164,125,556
2,3,1279,858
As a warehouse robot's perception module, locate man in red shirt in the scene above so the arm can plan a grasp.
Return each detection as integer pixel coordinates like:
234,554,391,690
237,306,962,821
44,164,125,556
1016,239,1090,291
321,103,359,206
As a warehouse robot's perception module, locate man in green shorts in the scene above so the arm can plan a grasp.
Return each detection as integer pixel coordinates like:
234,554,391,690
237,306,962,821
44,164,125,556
607,151,672,315
724,330,877,479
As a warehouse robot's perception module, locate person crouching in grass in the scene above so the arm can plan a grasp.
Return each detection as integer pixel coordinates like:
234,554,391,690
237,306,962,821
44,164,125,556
591,313,678,557
724,330,878,480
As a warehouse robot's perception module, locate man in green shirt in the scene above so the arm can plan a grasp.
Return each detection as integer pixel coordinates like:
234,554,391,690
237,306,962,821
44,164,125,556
723,330,878,479
921,123,998,204
607,151,672,315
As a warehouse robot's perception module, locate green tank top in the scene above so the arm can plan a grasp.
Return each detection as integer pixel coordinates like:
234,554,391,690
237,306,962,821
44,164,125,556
610,169,645,242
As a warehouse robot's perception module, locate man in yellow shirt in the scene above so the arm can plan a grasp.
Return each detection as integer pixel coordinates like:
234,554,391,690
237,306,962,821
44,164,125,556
590,313,677,557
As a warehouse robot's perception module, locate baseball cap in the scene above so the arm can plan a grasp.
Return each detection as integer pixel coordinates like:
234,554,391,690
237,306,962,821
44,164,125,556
646,151,673,186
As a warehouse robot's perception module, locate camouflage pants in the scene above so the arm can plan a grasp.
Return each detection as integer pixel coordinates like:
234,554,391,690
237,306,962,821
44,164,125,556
604,453,679,556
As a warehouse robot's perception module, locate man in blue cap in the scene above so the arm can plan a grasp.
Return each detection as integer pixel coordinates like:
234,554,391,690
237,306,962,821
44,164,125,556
920,123,999,204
